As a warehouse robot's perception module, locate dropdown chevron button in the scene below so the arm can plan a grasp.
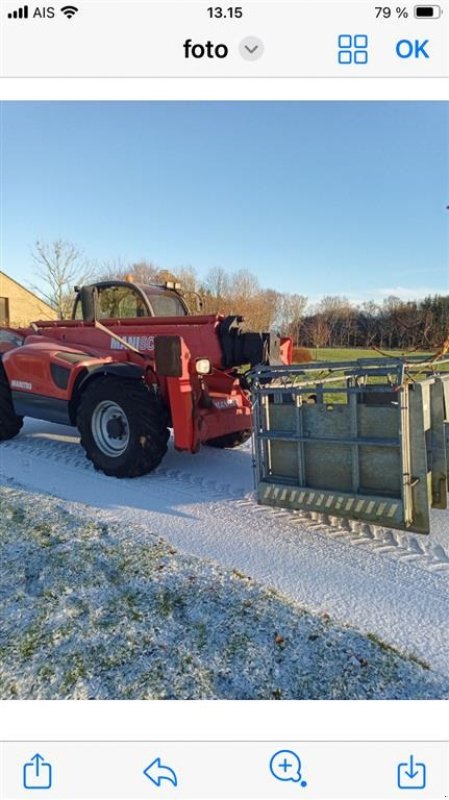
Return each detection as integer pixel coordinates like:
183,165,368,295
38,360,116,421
239,36,264,61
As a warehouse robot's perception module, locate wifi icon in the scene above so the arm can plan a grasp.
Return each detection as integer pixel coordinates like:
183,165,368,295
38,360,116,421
61,5,78,18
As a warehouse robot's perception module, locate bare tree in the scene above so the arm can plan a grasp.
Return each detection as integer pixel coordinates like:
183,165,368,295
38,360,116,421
175,266,198,293
203,267,225,312
31,240,90,319
279,293,308,344
97,259,160,284
204,267,230,299
306,315,331,356
202,267,232,315
128,260,160,283
231,269,260,303
256,288,282,331
360,300,380,347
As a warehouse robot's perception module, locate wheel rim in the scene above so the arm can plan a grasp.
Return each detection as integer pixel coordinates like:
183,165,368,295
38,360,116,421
91,400,130,457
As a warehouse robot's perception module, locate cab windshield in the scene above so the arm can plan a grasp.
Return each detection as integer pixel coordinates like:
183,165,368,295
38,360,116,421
141,288,187,317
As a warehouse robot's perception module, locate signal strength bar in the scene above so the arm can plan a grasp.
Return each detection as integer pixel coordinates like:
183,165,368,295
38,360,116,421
7,4,28,18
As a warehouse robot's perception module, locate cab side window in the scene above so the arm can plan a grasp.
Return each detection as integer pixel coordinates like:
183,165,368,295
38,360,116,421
97,286,148,319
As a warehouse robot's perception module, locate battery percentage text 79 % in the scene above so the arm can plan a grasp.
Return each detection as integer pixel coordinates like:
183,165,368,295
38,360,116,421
375,6,409,17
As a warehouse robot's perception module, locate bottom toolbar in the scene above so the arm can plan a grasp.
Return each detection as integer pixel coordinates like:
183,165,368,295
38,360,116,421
1,742,448,799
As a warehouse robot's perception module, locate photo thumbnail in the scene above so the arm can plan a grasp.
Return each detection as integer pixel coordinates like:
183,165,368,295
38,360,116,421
0,100,448,700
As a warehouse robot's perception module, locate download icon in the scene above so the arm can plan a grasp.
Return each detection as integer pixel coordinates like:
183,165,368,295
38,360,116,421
397,755,426,790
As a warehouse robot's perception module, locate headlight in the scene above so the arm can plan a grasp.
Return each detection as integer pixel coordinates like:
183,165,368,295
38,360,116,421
196,358,211,375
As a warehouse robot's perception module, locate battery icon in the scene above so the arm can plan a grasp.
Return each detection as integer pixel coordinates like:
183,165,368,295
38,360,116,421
414,5,441,17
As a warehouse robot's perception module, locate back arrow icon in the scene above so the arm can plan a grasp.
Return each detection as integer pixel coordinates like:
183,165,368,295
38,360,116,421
143,758,178,787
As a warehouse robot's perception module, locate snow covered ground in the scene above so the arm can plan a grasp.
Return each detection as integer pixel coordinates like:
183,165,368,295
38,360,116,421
0,418,448,698
1,484,448,700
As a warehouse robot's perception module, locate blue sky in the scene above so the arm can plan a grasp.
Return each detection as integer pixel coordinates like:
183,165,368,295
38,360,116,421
1,101,448,304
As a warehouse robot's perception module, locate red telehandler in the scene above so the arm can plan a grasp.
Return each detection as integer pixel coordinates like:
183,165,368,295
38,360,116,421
0,279,291,477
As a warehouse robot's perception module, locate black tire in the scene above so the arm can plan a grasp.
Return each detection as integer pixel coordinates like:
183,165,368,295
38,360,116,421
205,429,252,449
0,365,23,441
77,377,169,478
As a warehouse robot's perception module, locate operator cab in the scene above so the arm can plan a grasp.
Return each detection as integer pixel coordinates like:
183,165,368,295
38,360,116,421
72,280,189,321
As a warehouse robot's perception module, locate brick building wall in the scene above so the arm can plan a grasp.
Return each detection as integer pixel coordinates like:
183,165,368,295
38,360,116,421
0,271,57,327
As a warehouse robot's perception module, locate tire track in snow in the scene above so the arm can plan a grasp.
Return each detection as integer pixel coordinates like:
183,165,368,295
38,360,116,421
2,431,448,573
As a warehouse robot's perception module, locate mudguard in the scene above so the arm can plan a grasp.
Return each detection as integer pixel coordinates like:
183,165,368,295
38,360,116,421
77,362,145,393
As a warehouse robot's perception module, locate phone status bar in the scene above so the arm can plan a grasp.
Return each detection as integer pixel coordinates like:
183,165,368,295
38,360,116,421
1,1,448,77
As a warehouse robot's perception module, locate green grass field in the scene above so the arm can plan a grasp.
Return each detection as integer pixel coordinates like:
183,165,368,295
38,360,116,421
310,347,434,363
291,347,449,403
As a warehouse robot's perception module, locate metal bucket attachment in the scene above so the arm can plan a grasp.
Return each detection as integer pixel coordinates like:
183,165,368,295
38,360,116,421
250,358,449,535
436,375,449,485
429,379,448,509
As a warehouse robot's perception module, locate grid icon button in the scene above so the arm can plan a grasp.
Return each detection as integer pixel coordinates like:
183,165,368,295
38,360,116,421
337,34,369,65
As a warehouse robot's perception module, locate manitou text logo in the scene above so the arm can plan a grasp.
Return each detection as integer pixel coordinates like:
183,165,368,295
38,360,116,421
11,380,33,390
110,335,155,351
212,399,237,409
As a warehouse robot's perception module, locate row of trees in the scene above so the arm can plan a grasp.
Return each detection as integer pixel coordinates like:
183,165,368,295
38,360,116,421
30,240,449,351
300,295,449,351
29,241,309,339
